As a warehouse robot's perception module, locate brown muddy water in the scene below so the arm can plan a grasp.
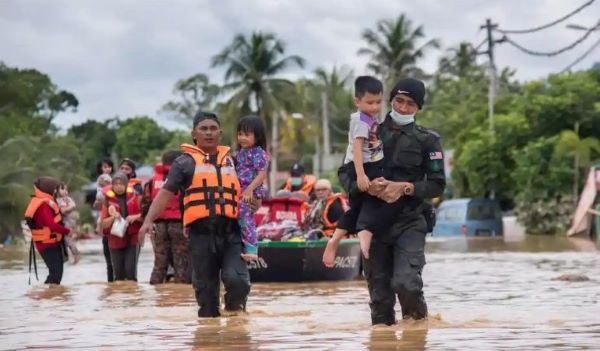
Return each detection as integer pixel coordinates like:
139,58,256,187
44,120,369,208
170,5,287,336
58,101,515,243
1,235,599,350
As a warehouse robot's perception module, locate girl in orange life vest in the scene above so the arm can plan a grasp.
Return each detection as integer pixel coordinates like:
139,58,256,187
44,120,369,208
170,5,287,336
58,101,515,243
100,172,143,281
23,177,71,284
235,115,269,260
139,112,251,318
119,158,143,195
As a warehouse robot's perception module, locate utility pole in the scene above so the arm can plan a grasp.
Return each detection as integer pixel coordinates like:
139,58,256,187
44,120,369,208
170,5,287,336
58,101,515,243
321,91,331,157
482,18,498,134
269,110,279,196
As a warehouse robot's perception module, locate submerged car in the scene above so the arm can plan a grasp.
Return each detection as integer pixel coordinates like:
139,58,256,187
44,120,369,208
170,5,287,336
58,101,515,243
433,198,503,237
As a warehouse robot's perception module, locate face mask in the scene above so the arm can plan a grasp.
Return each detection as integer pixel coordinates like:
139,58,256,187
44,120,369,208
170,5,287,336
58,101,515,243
390,103,415,125
291,177,303,186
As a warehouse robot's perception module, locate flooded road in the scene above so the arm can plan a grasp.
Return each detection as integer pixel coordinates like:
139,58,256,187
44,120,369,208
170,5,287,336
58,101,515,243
1,235,599,350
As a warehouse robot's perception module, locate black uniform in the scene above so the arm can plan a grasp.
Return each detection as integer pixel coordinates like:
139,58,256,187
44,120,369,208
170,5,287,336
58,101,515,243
164,152,251,317
341,116,445,325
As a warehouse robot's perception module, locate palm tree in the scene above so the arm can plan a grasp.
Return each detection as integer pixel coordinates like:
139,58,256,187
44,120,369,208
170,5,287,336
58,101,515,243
438,42,479,78
161,73,220,123
211,31,305,132
358,14,439,88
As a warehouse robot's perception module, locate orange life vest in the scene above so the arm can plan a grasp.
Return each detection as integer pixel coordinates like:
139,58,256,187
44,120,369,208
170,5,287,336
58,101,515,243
283,174,317,196
23,187,63,244
181,144,240,226
322,193,349,236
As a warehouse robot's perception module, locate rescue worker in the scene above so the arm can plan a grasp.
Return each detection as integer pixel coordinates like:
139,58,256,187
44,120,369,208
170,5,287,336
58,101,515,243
119,158,143,194
281,163,317,199
139,111,251,318
302,179,348,237
340,78,445,325
142,150,191,284
24,177,71,284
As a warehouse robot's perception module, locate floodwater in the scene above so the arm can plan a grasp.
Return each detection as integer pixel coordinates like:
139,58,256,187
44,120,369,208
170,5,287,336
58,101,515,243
1,235,599,350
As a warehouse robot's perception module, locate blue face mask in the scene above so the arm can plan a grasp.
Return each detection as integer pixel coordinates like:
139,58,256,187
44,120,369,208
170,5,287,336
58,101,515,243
291,177,303,186
390,103,415,125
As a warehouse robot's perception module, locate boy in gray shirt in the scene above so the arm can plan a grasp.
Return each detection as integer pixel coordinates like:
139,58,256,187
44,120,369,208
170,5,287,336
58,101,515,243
323,76,384,262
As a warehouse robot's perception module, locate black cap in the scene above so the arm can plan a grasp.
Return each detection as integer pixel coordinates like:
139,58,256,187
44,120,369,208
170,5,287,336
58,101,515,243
389,78,426,108
290,163,305,176
193,111,220,128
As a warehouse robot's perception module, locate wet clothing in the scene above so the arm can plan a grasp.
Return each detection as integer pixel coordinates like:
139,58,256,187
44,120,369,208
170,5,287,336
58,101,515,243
150,220,191,284
164,146,251,316
144,166,190,285
189,218,251,317
341,116,445,325
102,236,114,282
39,244,64,284
110,245,139,281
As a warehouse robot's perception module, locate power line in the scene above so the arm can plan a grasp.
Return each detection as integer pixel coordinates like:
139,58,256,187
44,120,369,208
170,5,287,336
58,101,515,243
503,21,600,56
496,0,595,34
561,35,600,72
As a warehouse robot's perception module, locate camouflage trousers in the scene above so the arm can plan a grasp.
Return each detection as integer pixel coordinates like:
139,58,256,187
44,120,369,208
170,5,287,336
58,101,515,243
150,220,191,284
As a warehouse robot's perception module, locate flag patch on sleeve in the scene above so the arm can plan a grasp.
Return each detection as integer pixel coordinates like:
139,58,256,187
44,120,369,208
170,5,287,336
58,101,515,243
429,152,443,160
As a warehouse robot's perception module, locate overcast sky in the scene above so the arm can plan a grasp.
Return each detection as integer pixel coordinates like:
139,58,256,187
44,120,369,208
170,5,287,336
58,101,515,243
1,0,599,130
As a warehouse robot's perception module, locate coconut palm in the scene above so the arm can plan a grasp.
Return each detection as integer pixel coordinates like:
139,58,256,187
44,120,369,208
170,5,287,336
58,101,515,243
438,42,480,78
211,31,305,132
358,14,439,88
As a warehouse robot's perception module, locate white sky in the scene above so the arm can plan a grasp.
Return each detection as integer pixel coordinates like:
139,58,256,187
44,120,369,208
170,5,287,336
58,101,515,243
1,0,599,130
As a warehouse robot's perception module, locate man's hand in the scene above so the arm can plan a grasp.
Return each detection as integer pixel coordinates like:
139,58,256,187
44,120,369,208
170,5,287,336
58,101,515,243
367,177,388,197
378,181,413,203
138,221,153,241
240,253,258,261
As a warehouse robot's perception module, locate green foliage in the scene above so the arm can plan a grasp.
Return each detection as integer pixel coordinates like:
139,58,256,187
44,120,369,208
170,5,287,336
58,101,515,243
161,73,220,123
0,135,87,237
68,119,118,178
114,116,173,163
358,14,439,87
514,195,575,235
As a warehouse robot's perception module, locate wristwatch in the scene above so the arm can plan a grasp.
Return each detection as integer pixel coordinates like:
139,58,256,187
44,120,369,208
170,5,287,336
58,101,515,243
403,183,414,196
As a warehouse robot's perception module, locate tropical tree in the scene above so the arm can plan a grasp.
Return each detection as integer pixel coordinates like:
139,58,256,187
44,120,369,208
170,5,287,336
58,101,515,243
437,42,479,79
211,31,305,133
114,116,173,163
358,14,439,88
554,130,600,199
161,73,220,124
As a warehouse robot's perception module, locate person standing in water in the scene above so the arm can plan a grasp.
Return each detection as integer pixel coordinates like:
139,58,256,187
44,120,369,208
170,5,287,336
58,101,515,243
100,172,143,281
139,112,252,317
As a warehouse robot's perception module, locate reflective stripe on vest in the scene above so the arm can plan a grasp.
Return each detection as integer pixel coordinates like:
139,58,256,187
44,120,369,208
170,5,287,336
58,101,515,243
181,144,240,226
23,187,63,244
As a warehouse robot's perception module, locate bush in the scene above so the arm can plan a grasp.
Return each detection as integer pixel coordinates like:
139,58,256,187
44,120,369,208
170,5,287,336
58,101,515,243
514,195,574,235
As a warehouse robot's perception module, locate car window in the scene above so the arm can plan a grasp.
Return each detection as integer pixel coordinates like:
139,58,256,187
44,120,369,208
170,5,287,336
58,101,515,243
467,204,497,220
445,206,466,221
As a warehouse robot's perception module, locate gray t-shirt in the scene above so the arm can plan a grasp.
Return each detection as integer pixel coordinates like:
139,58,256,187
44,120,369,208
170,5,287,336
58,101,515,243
343,111,384,164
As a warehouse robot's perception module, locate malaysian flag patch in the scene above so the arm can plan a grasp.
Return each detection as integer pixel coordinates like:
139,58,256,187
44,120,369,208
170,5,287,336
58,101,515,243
429,151,443,160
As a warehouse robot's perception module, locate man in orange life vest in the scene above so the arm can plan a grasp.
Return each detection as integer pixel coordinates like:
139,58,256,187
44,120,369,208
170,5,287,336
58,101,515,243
302,179,348,238
142,150,191,284
139,112,251,317
281,163,317,200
